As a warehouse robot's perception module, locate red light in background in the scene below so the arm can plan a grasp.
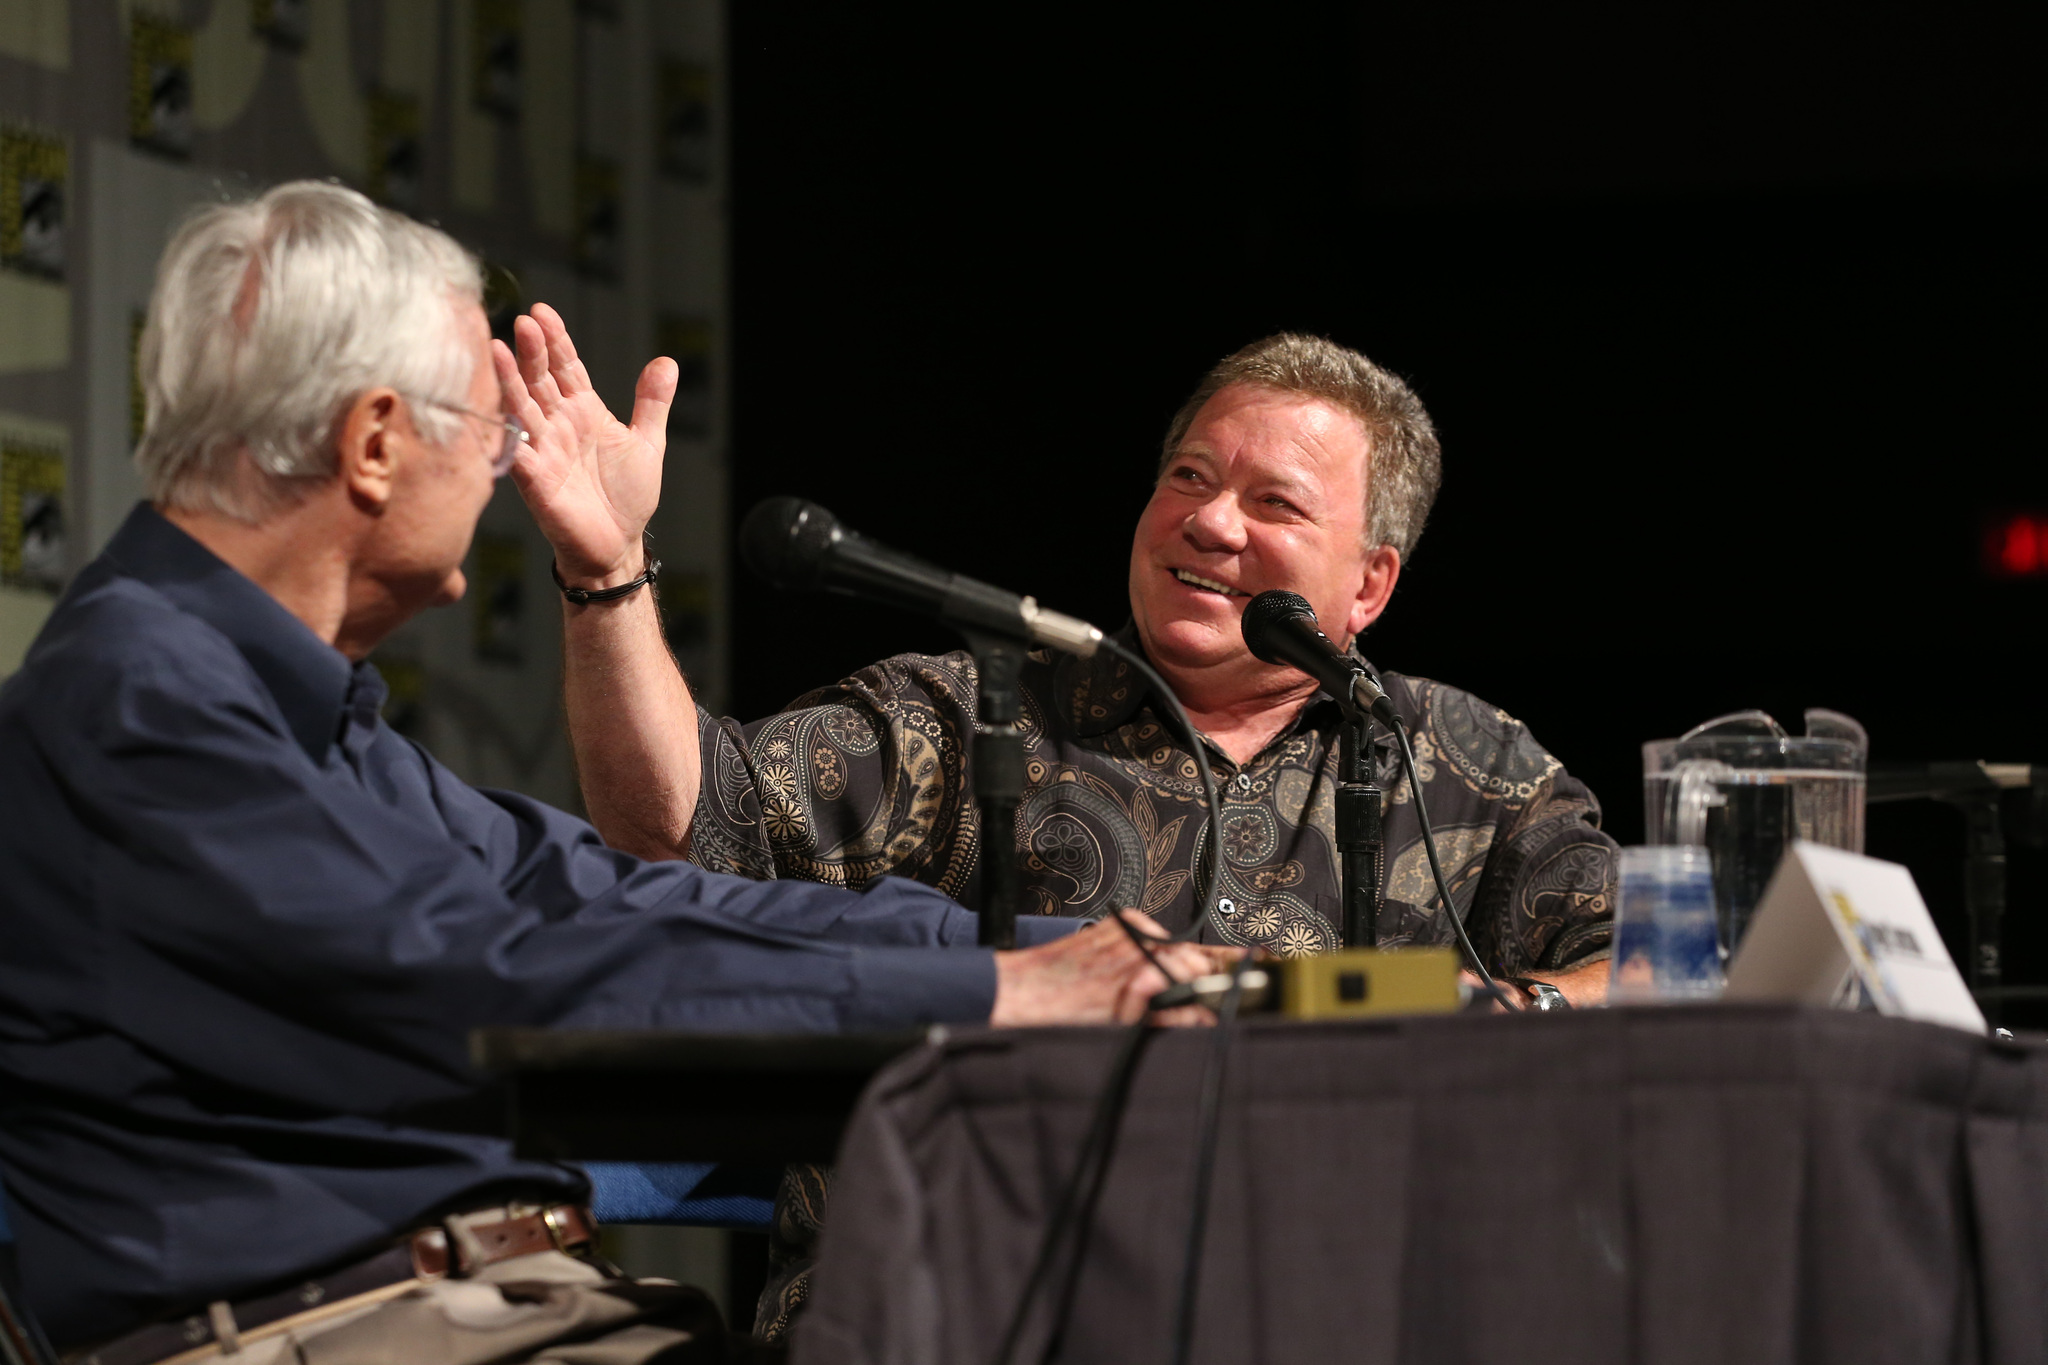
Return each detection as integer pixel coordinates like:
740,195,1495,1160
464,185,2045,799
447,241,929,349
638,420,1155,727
1999,517,2037,574
1985,513,2048,578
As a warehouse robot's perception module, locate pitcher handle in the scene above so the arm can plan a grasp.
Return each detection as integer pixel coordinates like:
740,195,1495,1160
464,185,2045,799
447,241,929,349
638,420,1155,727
1669,759,1734,847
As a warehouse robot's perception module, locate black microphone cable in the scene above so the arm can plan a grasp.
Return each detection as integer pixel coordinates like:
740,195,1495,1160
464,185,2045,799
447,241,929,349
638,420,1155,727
990,697,1503,1365
741,498,1307,1360
991,920,1257,1365
1237,587,1499,993
1152,719,1502,1365
738,497,1226,943
1093,635,1226,944
1058,630,1506,1365
737,502,1240,1362
1388,715,1500,995
1166,952,1253,1365
992,913,1179,1365
1151,698,1506,1365
745,514,1487,1349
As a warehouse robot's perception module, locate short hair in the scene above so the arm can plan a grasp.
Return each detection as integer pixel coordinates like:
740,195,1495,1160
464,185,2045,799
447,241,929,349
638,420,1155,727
135,180,483,523
1157,334,1443,563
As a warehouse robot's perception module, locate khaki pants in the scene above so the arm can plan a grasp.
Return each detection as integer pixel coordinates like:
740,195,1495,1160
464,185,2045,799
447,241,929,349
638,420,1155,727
161,1252,723,1365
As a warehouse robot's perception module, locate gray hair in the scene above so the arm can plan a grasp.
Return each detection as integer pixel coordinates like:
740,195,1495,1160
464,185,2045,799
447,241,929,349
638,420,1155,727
1158,334,1443,563
136,180,483,523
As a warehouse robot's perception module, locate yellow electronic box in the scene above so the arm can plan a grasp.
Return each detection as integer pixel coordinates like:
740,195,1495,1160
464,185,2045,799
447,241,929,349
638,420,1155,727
1271,946,1463,1019
1164,947,1465,1019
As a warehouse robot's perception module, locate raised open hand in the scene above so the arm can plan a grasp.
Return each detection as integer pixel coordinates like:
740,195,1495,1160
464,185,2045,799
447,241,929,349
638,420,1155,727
495,302,678,585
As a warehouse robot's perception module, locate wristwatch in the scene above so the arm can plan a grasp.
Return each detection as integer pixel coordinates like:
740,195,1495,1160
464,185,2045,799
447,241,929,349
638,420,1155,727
1508,977,1571,1011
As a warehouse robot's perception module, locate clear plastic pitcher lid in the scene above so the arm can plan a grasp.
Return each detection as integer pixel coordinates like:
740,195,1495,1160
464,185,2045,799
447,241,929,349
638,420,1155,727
1643,708,1867,773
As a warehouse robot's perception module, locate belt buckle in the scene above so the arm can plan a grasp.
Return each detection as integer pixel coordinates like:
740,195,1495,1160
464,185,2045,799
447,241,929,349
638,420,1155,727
409,1226,452,1279
541,1205,573,1253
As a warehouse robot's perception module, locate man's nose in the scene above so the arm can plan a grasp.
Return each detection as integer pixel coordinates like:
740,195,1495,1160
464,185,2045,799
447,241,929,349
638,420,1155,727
1184,493,1249,553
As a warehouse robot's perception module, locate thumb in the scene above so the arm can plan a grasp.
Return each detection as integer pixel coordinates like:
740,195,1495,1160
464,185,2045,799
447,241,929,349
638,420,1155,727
631,356,679,451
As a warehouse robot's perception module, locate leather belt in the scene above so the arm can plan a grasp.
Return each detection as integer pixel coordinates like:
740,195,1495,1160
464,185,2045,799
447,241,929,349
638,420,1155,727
75,1204,599,1365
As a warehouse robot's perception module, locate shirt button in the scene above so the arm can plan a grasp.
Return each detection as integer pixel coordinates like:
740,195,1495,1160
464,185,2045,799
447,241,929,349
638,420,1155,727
1233,773,1252,793
1218,898,1237,916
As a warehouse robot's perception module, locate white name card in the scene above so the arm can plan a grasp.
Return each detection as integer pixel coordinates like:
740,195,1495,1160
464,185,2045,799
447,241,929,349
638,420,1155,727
1724,841,1985,1034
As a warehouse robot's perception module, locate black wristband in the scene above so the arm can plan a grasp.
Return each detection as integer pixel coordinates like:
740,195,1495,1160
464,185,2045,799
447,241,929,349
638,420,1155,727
551,555,662,605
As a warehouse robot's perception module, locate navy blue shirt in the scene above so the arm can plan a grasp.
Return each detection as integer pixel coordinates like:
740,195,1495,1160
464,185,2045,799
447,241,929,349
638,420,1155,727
0,506,1065,1345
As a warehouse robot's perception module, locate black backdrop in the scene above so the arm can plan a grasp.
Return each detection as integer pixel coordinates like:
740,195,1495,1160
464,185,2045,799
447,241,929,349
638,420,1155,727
721,6,2046,1008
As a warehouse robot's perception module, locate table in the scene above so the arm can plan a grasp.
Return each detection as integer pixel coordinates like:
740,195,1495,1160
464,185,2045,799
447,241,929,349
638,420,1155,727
471,1025,929,1163
789,1004,2048,1365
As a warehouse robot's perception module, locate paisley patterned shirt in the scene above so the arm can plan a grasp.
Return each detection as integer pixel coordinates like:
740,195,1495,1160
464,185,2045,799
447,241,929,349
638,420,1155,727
689,629,1615,973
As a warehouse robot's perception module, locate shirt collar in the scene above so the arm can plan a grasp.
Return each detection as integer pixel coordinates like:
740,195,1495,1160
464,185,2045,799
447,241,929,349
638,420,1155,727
101,503,355,765
1054,622,1152,737
1052,619,1367,744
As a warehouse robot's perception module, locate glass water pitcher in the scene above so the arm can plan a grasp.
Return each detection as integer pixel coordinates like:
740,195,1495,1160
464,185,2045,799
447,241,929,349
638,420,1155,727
1642,709,1867,956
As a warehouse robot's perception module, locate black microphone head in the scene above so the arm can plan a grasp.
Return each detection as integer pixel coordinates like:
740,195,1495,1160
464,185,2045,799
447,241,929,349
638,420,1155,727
738,497,840,590
1241,590,1319,665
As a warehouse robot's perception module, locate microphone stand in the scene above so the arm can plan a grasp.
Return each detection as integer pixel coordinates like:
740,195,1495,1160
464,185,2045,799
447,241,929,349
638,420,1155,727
966,632,1028,949
1335,687,1385,948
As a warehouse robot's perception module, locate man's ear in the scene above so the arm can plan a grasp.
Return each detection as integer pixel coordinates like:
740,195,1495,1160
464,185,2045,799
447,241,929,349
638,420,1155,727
335,388,406,512
1342,544,1402,642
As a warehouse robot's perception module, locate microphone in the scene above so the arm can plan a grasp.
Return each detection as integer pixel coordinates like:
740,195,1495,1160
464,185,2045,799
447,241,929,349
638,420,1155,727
738,497,1105,657
1240,590,1398,727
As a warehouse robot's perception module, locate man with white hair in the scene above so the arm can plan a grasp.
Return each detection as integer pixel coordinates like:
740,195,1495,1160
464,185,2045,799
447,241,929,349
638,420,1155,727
0,181,1211,1358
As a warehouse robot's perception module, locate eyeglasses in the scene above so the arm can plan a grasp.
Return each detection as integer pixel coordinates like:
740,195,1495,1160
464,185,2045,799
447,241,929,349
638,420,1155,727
420,399,529,478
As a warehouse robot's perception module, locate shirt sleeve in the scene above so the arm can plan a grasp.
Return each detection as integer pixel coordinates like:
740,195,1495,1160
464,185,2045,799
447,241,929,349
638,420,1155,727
1378,675,1616,976
38,638,1003,1115
686,651,984,902
1467,775,1618,974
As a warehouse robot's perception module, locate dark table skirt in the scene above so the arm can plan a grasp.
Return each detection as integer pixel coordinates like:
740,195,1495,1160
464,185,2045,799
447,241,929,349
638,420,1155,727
796,1004,2048,1365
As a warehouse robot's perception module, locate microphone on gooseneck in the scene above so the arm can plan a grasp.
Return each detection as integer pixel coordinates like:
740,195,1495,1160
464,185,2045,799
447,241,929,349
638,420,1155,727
1240,590,1399,727
737,497,1105,657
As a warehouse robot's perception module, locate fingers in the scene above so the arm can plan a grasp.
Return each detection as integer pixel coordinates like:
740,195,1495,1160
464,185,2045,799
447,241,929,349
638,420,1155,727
530,302,595,399
1154,941,1218,982
1108,947,1219,1026
630,356,679,451
1112,908,1172,940
492,338,541,428
992,910,1253,1028
1192,944,1252,973
1098,909,1246,1025
1112,958,1175,1023
492,338,550,485
512,314,564,412
1103,909,1223,981
513,305,673,461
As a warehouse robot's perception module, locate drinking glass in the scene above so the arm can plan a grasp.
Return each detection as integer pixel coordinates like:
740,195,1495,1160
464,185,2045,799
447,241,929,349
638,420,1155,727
1610,845,1722,1003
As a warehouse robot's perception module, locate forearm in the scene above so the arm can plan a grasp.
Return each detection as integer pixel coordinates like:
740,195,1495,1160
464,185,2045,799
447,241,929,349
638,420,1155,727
1466,956,1611,1011
1537,956,1609,1007
495,302,698,858
560,568,701,861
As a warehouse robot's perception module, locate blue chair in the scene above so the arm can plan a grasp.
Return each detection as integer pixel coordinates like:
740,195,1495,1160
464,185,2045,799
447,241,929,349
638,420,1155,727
0,1176,58,1365
583,1162,778,1231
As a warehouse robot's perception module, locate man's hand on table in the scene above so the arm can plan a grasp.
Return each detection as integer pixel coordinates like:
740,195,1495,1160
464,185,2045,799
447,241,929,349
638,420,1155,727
991,910,1243,1027
1464,957,1612,1011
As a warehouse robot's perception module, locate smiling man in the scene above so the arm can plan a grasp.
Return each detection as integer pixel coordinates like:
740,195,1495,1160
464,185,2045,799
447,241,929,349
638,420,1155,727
564,334,1616,983
545,333,1618,1338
